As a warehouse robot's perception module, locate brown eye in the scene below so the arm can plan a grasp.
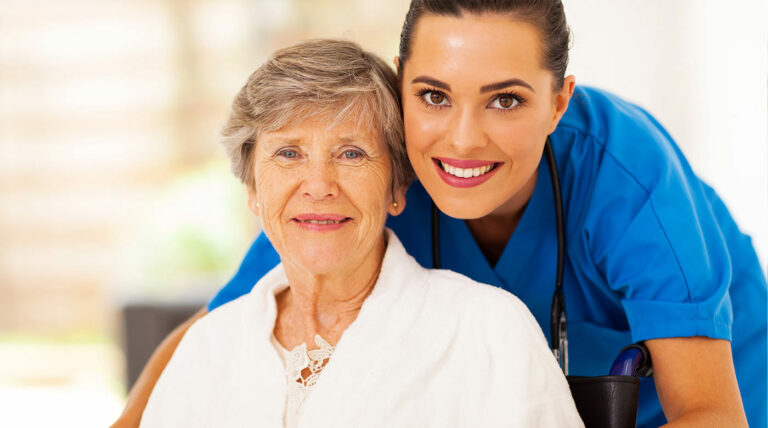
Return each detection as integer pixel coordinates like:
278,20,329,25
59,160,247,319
489,94,520,110
421,90,449,107
498,96,513,108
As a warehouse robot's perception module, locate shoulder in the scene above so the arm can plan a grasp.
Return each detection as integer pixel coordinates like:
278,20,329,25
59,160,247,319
142,294,255,426
208,231,281,311
555,86,687,194
423,268,543,336
196,262,285,344
179,294,253,362
381,232,535,329
196,294,251,336
558,85,667,144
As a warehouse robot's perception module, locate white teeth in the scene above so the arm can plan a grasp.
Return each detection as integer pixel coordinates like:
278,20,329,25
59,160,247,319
440,161,495,179
304,219,341,224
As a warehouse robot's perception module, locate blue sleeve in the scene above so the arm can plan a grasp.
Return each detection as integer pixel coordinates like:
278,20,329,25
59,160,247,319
208,231,280,311
581,94,734,344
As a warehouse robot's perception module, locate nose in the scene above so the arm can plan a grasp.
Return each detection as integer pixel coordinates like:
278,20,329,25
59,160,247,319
448,107,487,154
301,158,339,201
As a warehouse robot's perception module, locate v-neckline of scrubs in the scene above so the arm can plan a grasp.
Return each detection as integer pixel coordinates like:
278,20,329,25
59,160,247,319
443,157,552,289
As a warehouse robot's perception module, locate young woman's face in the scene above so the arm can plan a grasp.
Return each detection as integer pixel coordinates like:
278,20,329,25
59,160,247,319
400,13,573,219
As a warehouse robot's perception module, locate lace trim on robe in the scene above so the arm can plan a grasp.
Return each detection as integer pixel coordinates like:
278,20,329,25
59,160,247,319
272,334,334,428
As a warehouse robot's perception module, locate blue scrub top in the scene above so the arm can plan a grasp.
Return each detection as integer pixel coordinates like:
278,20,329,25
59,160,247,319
209,86,767,427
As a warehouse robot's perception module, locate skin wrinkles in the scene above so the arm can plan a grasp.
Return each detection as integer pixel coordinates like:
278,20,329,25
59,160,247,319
248,115,406,348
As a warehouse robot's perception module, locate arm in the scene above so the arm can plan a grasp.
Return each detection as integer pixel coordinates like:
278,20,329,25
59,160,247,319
646,336,748,428
111,307,208,428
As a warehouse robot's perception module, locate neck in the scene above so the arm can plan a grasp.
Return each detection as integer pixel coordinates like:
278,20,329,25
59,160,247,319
465,168,538,266
274,234,386,348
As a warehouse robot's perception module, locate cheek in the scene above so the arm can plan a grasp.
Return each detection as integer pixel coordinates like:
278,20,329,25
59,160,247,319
488,124,538,158
343,165,391,217
486,110,552,159
403,102,444,152
253,163,297,225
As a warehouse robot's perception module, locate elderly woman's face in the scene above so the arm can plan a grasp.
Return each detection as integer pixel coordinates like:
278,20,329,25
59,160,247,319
248,115,404,276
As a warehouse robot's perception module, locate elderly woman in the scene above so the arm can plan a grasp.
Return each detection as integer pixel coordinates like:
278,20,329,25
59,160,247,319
140,40,582,427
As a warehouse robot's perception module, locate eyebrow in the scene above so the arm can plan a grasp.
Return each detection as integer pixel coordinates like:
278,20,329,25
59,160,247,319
411,76,451,91
480,78,535,94
411,75,535,95
262,136,301,144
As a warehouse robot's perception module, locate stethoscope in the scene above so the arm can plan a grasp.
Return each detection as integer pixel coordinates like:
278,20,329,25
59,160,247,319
430,137,570,374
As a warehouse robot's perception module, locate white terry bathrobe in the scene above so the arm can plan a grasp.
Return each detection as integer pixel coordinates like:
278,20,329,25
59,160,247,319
141,230,583,428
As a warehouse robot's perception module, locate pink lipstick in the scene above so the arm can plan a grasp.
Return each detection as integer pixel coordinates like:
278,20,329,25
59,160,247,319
433,157,502,188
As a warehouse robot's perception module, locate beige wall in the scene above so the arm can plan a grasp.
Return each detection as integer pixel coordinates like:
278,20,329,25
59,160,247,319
1,0,766,342
0,0,412,337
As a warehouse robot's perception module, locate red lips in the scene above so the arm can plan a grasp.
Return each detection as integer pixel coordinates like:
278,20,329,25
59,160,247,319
432,157,503,188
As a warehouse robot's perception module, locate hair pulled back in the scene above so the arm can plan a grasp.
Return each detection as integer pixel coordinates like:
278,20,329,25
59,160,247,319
398,0,570,90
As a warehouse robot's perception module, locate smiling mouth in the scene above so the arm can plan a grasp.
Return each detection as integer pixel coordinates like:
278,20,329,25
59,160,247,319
431,157,503,188
291,214,352,228
433,158,501,178
295,218,351,225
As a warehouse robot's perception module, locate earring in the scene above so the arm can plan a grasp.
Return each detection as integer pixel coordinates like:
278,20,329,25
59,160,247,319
255,202,260,208
392,201,398,208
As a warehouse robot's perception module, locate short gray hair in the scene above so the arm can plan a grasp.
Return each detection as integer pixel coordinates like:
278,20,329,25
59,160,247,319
220,39,412,191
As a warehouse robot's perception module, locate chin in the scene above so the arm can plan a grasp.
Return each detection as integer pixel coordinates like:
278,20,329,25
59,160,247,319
432,196,495,220
292,245,347,272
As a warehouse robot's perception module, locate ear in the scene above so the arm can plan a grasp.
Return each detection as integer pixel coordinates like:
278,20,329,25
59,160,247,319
548,75,576,134
246,186,260,217
387,185,407,216
393,56,403,91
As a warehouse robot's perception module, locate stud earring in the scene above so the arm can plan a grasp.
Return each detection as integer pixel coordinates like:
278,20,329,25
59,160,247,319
392,201,398,208
255,202,260,208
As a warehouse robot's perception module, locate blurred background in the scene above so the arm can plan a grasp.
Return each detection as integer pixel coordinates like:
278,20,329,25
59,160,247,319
0,0,765,426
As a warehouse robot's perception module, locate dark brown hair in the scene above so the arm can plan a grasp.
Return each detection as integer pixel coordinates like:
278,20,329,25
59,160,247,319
398,0,570,90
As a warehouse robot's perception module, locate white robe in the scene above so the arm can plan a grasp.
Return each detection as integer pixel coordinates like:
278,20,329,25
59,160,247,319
141,230,584,427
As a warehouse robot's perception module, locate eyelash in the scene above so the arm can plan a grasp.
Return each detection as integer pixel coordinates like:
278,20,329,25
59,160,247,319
416,87,449,110
274,147,367,161
340,148,366,160
415,87,527,113
276,147,300,159
489,92,527,112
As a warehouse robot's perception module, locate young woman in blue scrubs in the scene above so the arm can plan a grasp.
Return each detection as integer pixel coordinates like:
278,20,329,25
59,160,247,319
115,1,766,427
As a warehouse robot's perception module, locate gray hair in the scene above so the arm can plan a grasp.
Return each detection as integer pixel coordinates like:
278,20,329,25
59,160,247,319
220,39,413,191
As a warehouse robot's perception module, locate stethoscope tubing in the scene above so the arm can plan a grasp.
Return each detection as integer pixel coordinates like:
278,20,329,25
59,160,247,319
430,137,570,374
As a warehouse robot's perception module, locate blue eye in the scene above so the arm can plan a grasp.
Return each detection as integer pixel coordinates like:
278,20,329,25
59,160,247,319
277,148,299,159
341,149,365,160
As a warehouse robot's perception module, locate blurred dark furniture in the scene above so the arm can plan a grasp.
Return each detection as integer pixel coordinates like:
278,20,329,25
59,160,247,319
121,301,203,390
